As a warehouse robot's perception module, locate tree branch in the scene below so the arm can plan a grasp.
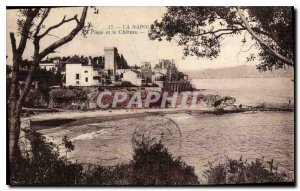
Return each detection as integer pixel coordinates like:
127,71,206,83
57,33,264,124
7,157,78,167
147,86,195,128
34,8,51,38
16,7,88,114
190,28,245,37
10,32,17,54
37,14,79,39
17,8,40,53
16,43,40,115
9,9,40,113
236,7,293,66
39,7,88,59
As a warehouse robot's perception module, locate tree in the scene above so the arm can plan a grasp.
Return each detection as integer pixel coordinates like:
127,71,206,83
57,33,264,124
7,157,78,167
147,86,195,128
8,7,88,164
33,67,62,102
149,6,294,71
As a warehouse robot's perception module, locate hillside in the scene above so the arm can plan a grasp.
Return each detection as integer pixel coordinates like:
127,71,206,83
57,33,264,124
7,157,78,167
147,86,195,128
184,65,294,79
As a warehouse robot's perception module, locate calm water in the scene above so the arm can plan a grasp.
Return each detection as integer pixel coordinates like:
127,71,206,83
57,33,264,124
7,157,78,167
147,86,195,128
192,78,294,106
40,112,294,180
39,77,294,181
166,112,294,179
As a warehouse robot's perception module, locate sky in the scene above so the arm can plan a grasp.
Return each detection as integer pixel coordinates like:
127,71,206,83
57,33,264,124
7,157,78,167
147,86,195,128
6,7,260,71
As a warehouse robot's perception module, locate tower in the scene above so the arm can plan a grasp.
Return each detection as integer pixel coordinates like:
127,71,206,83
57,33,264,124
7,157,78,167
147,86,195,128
104,47,117,75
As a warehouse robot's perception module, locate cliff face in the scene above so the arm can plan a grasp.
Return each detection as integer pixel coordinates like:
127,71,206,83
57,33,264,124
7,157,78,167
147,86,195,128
184,65,294,79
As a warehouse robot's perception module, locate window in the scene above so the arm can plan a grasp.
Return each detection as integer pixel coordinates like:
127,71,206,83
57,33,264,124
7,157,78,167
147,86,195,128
84,70,88,73
85,77,88,82
76,81,80,85
76,74,80,80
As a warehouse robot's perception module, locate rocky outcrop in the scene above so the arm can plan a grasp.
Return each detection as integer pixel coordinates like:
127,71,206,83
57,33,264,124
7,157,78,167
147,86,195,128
198,94,237,109
49,87,88,109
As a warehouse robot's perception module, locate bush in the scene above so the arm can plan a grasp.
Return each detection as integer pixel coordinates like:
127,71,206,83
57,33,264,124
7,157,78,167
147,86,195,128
11,131,291,185
203,157,290,184
152,83,159,87
129,138,199,185
11,131,199,185
11,131,83,185
120,81,135,87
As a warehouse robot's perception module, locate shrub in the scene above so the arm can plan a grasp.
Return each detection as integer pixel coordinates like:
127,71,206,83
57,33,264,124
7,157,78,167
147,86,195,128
11,131,199,185
84,137,199,185
120,81,135,87
11,131,83,185
203,157,290,184
129,138,199,185
11,131,291,185
152,83,159,87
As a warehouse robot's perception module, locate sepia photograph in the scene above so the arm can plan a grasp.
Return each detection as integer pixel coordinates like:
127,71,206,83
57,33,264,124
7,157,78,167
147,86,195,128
6,6,294,186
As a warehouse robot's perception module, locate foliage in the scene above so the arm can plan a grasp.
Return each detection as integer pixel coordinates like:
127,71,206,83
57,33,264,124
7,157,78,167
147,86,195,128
203,157,290,184
49,88,87,108
61,135,75,154
33,67,62,102
129,138,199,185
8,7,88,166
116,54,130,69
24,89,48,108
7,65,12,75
10,129,292,185
152,83,159,87
90,56,105,68
11,131,199,185
120,81,136,87
11,131,83,185
149,7,293,71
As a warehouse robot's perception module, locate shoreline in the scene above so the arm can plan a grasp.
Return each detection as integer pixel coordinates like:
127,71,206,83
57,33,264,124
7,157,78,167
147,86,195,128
26,105,294,131
27,106,294,183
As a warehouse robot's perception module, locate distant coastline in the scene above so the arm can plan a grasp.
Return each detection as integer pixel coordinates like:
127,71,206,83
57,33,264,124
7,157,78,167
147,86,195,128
184,65,294,80
190,76,294,80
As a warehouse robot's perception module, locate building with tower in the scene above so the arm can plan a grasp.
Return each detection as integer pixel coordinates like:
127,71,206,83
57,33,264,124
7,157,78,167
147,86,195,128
104,47,118,75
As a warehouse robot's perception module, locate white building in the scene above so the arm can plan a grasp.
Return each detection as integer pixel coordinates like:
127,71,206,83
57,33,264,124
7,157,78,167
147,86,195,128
39,57,61,71
65,56,102,86
122,70,145,86
153,72,165,81
65,47,121,86
152,72,166,88
40,62,57,71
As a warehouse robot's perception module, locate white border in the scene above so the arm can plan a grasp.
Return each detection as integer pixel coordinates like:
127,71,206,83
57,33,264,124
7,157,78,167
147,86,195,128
1,0,298,190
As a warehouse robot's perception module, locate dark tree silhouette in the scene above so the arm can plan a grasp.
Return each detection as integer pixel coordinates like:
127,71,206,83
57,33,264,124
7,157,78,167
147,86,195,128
8,7,88,164
149,7,294,71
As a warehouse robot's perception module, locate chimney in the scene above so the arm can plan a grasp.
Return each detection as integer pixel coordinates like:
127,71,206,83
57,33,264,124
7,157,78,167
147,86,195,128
88,56,92,65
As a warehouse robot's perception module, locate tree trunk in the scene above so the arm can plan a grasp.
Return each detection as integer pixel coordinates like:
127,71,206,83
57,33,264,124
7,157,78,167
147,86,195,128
8,60,22,164
8,7,88,165
9,108,21,163
8,48,21,164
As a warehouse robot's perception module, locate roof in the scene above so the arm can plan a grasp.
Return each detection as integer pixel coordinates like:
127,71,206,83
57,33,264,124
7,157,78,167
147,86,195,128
52,56,61,60
154,72,164,76
129,70,141,74
104,47,117,51
66,56,86,64
39,60,53,64
39,62,55,65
